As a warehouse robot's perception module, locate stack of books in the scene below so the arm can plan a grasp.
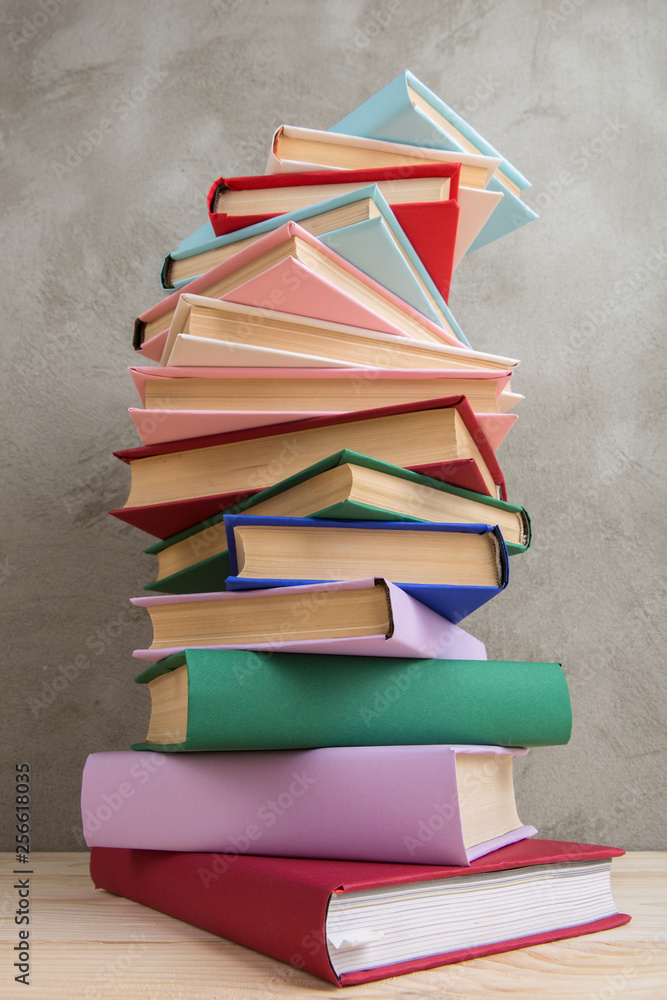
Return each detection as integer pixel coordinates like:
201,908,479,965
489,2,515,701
82,70,629,987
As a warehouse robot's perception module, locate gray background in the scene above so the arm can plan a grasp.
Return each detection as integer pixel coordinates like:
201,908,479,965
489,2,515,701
2,0,665,851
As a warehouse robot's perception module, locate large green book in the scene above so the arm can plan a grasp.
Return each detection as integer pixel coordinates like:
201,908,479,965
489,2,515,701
132,650,571,752
144,449,531,594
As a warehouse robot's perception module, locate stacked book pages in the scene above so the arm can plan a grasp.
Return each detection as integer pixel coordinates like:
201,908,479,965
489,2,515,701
82,70,630,987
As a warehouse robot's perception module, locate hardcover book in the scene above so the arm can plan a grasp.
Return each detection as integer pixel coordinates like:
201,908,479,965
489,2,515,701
134,220,467,354
157,293,516,372
111,396,507,539
330,70,538,250
129,648,572,750
265,123,503,265
223,516,509,623
89,839,629,986
143,450,530,594
131,577,488,660
82,745,535,864
206,163,459,234
128,365,515,416
205,166,461,303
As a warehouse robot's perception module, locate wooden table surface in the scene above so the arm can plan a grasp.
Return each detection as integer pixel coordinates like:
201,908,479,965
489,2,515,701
1,851,665,999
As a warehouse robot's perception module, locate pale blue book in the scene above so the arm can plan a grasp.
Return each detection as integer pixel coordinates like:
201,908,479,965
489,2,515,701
163,184,470,347
178,220,215,252
330,70,537,251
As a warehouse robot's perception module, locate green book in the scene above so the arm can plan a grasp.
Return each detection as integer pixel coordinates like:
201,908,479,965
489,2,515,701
143,449,531,594
132,651,571,752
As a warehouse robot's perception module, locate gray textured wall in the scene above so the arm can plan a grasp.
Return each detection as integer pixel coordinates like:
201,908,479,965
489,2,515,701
3,0,665,851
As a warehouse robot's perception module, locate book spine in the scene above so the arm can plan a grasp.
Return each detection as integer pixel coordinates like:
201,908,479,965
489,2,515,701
134,655,571,751
89,848,339,984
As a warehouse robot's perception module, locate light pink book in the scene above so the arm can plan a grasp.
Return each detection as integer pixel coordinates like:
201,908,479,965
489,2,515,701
131,578,488,661
127,364,518,449
138,260,415,362
135,220,467,361
81,745,535,864
128,364,513,405
128,406,516,451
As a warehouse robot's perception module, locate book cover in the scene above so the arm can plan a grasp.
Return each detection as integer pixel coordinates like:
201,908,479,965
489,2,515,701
89,839,629,986
131,577,488,660
81,745,535,864
223,515,509,623
129,648,572,749
330,70,538,250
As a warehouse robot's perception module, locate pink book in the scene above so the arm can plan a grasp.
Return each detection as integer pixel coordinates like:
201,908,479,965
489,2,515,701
81,745,535,865
134,221,466,359
127,365,516,450
131,578,488,661
128,406,516,451
128,365,512,406
137,259,415,362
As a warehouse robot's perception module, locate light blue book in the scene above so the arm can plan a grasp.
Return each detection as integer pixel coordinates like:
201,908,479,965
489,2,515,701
178,220,215,252
330,70,537,252
163,184,470,347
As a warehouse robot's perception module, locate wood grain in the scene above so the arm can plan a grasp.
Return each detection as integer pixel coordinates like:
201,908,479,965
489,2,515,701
1,852,665,999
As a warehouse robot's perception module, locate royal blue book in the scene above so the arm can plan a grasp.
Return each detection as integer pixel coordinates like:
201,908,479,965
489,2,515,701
330,70,537,251
223,515,509,623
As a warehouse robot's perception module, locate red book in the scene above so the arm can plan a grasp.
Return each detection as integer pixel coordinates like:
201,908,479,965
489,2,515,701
206,164,460,302
90,838,630,987
110,396,506,539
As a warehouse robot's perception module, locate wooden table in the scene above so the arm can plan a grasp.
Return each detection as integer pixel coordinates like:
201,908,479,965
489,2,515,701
1,852,665,999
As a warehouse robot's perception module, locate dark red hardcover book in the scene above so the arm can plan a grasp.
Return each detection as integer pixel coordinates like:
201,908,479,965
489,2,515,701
109,396,506,538
90,838,630,987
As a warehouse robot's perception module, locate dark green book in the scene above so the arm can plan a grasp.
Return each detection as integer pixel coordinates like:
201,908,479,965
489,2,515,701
132,651,570,752
143,449,531,593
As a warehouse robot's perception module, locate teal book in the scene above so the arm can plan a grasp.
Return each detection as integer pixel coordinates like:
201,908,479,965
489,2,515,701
330,70,538,251
131,650,572,752
143,449,531,594
163,184,469,346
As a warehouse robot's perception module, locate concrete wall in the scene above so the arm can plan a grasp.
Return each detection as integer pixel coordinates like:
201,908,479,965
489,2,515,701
3,0,665,850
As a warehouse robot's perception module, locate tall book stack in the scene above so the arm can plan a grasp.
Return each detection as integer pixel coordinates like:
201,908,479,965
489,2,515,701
82,71,629,987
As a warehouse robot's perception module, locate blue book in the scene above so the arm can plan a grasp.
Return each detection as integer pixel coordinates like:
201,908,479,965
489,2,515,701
163,184,470,346
330,70,537,251
223,515,509,624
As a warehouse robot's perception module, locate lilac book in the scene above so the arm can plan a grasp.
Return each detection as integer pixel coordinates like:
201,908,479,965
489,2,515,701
130,578,488,661
81,745,535,865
